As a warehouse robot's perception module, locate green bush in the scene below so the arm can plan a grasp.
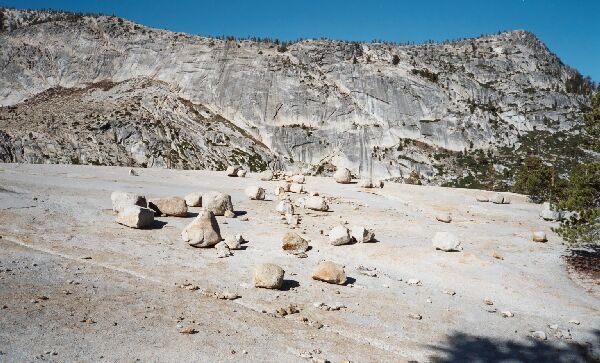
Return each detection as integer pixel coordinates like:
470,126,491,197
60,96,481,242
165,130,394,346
512,156,560,203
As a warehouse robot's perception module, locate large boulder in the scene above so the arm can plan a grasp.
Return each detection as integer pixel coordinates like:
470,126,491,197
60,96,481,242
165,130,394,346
259,170,274,181
291,175,305,184
148,197,188,217
202,191,234,216
237,169,247,177
329,225,352,246
359,179,373,188
282,232,309,253
289,183,304,194
245,186,266,200
116,206,154,229
432,232,462,252
350,226,375,243
305,196,329,211
333,168,352,184
181,210,222,247
226,165,241,177
184,192,202,207
275,200,294,215
491,193,510,204
253,263,284,289
111,191,147,212
540,202,561,221
312,261,346,285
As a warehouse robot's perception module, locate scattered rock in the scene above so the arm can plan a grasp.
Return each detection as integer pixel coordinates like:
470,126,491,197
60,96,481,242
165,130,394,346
148,197,188,217
278,181,291,192
291,175,305,184
491,193,510,204
359,179,373,188
202,191,234,216
181,210,222,247
253,263,285,289
274,186,286,196
333,168,352,184
216,291,240,300
407,278,421,286
501,311,514,318
276,304,300,316
224,234,244,250
492,250,504,260
329,225,352,246
180,327,199,334
276,200,294,215
110,191,147,212
294,197,306,208
483,298,494,305
215,241,233,258
282,232,309,254
436,213,452,223
374,180,385,188
569,319,580,325
476,195,489,202
305,196,329,211
408,313,423,320
128,169,137,176
289,183,304,194
115,205,155,229
530,331,547,340
285,213,299,226
314,302,346,311
350,226,375,243
539,202,561,221
226,165,241,177
443,289,456,296
312,261,346,285
532,231,547,242
237,169,247,177
245,186,266,200
224,210,236,218
184,192,202,207
356,265,377,277
432,232,462,252
259,170,274,181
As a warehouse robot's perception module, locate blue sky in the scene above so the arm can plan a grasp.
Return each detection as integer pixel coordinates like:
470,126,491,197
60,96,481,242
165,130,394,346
2,0,598,81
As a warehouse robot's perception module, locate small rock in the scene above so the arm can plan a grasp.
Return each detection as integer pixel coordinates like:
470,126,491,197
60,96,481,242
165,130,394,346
202,191,234,216
531,331,547,340
244,186,266,200
443,289,456,296
282,232,309,253
350,226,375,243
491,193,510,204
180,327,199,334
148,197,188,217
305,196,329,211
128,169,137,176
476,195,490,202
408,313,422,320
224,235,243,250
539,202,561,221
224,210,236,218
548,324,559,330
285,213,299,226
532,231,547,242
115,205,155,229
278,181,291,192
483,298,494,305
226,165,241,177
184,192,202,207
237,169,247,177
259,170,274,181
569,319,580,325
181,210,222,247
407,279,421,286
329,225,352,246
291,175,305,184
312,261,346,285
217,291,240,300
359,179,373,188
275,200,294,215
253,263,285,289
333,168,352,184
501,311,514,318
432,232,462,252
289,183,304,194
356,265,377,277
215,242,233,258
435,213,452,223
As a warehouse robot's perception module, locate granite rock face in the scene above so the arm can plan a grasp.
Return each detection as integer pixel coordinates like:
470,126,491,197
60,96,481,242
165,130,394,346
0,9,591,183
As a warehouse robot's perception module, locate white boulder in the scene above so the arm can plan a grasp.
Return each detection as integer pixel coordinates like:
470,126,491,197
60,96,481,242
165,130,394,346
202,191,234,216
181,210,222,248
184,192,202,207
305,196,329,211
432,232,462,252
245,186,266,200
333,168,352,184
111,191,147,213
350,226,375,243
115,206,154,229
329,225,352,246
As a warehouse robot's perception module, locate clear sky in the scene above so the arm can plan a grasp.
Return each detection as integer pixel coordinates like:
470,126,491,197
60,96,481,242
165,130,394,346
2,0,598,81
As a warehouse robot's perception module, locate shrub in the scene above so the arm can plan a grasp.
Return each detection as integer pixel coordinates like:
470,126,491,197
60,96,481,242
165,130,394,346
512,156,559,203
392,54,400,65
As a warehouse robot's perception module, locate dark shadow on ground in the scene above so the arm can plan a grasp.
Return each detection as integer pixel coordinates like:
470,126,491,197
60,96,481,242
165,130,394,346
234,210,247,217
427,330,600,363
280,279,300,291
147,220,168,230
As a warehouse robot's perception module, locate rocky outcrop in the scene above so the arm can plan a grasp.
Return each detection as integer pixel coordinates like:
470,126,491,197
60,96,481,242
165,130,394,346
0,8,592,183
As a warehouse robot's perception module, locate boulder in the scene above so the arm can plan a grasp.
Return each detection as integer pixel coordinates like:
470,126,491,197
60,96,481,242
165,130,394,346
350,226,375,243
532,231,547,242
237,169,247,177
224,210,236,218
289,183,304,193
253,263,284,289
274,186,286,196
278,181,291,192
285,213,299,226
291,175,305,184
275,200,294,215
294,197,306,208
226,165,241,177
432,232,462,251
111,191,147,212
215,241,233,258
245,186,266,200
259,170,274,181
305,196,329,211
540,202,561,221
282,232,309,253
374,180,385,188
491,193,510,204
184,192,202,207
148,197,188,217
224,234,243,250
359,179,373,188
312,261,346,285
436,213,452,223
116,206,154,229
476,195,490,202
329,225,352,246
333,168,352,184
202,191,234,216
181,210,222,247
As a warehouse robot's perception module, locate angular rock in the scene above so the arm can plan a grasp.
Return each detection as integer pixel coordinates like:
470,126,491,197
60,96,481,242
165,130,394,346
148,197,188,217
226,165,241,177
237,169,247,177
224,234,243,250
181,210,222,247
245,186,266,200
432,232,462,251
115,205,154,229
184,192,202,207
276,200,294,215
312,261,346,285
224,210,236,218
202,191,234,216
289,183,304,193
329,225,352,246
253,263,284,289
291,175,305,184
259,170,274,181
532,231,547,242
333,168,352,184
436,213,452,223
215,241,233,258
111,191,147,213
305,196,329,211
476,195,490,202
294,197,306,208
540,202,561,221
278,181,291,192
491,193,510,204
285,213,299,226
350,226,375,243
274,186,286,196
282,232,309,253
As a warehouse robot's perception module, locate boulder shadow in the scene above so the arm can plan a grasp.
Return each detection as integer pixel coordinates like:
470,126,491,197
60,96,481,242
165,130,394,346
344,276,356,286
280,279,300,291
147,220,168,230
234,210,248,217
